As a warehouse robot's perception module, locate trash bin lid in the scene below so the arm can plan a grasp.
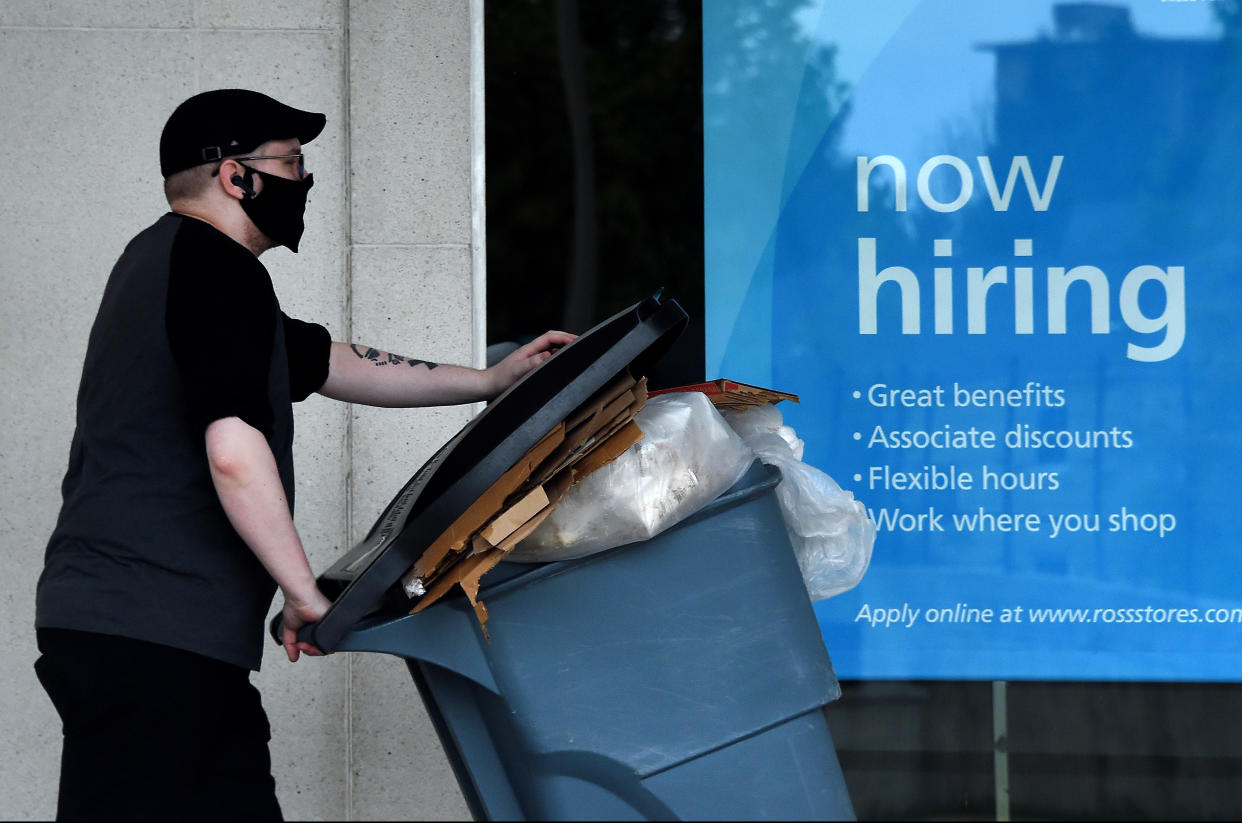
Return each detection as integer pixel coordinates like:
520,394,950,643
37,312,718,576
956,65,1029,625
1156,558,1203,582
307,293,688,651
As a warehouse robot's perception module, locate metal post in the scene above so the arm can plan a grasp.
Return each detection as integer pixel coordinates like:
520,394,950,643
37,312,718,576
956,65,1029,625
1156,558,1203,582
993,680,1011,821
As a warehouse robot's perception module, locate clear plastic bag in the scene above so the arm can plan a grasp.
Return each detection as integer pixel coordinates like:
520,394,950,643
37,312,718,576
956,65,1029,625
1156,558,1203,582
507,393,755,563
721,407,876,601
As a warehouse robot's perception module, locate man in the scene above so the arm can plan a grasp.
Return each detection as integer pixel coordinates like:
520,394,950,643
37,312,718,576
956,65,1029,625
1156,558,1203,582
33,89,571,820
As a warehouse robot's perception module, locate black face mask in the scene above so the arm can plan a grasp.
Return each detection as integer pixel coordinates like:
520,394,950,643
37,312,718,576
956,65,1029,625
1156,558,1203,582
237,165,314,253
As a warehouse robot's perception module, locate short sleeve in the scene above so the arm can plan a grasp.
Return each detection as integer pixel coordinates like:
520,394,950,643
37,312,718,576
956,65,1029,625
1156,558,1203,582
166,225,277,438
282,313,332,401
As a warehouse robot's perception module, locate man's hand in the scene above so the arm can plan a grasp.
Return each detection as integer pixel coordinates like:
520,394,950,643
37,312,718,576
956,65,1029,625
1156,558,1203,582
281,587,333,662
486,330,577,396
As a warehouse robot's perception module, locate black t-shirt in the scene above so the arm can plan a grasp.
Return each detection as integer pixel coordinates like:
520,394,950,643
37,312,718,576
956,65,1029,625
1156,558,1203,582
165,220,329,436
36,213,331,670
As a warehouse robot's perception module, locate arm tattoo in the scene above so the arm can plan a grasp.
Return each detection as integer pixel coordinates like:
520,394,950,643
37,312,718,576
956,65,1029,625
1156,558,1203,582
350,343,438,369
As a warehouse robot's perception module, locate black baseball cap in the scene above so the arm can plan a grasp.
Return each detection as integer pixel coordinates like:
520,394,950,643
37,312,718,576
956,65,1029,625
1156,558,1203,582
159,89,326,178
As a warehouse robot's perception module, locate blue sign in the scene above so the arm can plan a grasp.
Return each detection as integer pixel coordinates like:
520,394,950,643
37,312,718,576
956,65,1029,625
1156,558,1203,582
704,0,1242,680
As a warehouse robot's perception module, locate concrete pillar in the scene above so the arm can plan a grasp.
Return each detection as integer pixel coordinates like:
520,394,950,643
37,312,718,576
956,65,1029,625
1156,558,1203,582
0,1,477,818
344,0,479,817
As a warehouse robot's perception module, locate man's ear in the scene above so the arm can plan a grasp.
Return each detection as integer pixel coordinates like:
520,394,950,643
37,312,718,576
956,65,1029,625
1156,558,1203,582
219,160,256,200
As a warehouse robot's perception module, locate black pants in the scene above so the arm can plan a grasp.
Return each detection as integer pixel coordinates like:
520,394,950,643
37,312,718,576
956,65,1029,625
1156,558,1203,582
35,628,283,821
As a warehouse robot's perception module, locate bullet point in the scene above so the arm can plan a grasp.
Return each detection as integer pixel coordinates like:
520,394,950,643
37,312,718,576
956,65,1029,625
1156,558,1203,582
852,390,861,399
853,432,861,440
853,473,862,482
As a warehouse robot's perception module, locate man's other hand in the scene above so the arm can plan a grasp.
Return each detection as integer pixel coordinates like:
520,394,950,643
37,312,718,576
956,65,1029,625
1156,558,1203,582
487,330,577,396
281,588,333,662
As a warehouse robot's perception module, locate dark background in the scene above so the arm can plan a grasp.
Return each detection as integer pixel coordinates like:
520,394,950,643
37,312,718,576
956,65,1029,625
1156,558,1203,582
483,1,1242,818
485,0,704,389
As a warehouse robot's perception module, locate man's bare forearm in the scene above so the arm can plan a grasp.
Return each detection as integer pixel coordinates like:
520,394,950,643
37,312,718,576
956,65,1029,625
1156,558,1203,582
317,331,576,409
317,341,496,407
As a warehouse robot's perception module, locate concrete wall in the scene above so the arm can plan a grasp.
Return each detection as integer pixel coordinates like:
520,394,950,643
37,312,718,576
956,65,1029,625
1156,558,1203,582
0,0,477,818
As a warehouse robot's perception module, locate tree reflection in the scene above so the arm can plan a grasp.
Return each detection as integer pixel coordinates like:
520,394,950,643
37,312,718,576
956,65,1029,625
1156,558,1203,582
485,0,847,386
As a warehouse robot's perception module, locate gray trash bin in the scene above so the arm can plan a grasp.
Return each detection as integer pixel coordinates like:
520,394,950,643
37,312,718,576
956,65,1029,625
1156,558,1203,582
281,296,854,820
330,460,854,820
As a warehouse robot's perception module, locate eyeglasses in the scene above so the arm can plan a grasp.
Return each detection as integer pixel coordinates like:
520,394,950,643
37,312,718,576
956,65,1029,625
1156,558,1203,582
233,152,307,178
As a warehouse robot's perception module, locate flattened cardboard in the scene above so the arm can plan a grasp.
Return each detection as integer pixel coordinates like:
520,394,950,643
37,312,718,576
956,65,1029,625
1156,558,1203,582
412,503,555,617
538,390,635,476
465,504,558,639
408,477,551,590
571,420,644,483
532,382,648,486
410,550,486,613
459,551,507,601
596,396,646,444
564,370,637,432
399,366,659,635
649,379,799,410
466,532,493,558
479,485,550,546
408,423,565,580
495,503,555,552
541,467,575,507
632,375,649,406
472,601,490,637
557,396,646,476
571,376,645,442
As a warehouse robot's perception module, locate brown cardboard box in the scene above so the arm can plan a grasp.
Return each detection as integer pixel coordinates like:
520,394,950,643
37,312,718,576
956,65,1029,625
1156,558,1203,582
400,368,651,634
648,379,798,411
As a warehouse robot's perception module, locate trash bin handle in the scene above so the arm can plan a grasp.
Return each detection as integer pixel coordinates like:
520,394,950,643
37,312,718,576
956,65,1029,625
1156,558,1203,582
268,612,318,648
267,606,501,693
